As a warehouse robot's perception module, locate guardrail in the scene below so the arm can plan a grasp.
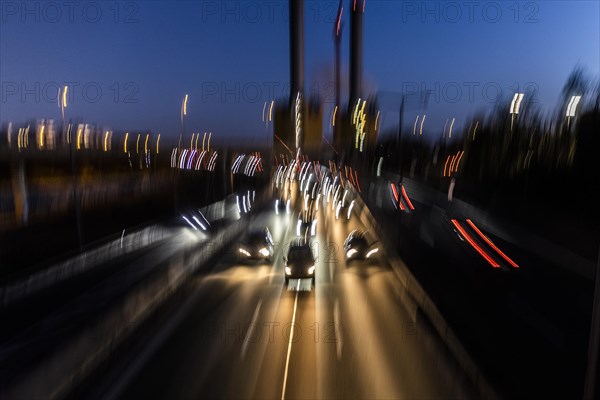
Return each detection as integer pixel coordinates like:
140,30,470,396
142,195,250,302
0,224,173,307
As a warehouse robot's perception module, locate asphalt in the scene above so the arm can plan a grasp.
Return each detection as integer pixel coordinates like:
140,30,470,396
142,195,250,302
82,184,468,400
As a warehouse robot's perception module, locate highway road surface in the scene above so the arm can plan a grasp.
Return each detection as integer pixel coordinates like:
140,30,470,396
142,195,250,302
78,184,470,400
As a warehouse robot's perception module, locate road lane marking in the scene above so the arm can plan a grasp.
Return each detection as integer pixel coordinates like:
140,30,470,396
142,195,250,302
334,298,343,360
241,300,262,360
281,291,299,400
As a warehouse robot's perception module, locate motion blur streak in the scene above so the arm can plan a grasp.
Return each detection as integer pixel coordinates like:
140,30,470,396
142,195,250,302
451,219,500,268
466,219,520,268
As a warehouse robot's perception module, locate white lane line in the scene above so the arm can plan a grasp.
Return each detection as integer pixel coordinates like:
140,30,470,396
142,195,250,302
281,291,299,400
241,300,262,360
334,298,343,360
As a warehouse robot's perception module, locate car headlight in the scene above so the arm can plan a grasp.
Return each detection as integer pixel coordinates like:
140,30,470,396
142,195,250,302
366,248,379,258
308,265,315,274
258,247,270,257
238,248,251,257
346,248,358,258
285,267,292,275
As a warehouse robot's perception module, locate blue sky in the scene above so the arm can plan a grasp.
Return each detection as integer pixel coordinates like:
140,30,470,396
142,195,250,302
1,0,598,144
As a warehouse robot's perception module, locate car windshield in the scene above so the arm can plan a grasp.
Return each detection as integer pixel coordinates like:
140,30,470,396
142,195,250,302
288,246,312,263
351,237,368,247
247,232,266,242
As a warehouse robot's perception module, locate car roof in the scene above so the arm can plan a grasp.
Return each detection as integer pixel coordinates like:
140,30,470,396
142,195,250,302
344,229,368,245
289,237,310,249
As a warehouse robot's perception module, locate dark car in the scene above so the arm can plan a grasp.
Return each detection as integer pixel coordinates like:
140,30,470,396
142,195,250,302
237,227,274,263
343,230,380,264
284,239,316,284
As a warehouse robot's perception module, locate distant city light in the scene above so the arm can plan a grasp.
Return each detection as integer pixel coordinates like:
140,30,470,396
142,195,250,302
510,93,525,115
566,95,582,117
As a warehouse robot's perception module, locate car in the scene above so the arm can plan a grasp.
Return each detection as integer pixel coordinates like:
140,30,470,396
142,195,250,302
284,239,316,285
237,227,274,263
343,230,380,264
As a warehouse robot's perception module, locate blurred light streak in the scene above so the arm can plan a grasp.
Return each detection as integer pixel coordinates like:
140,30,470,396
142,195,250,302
449,153,458,173
566,95,581,117
192,216,207,231
419,114,426,135
412,115,419,135
136,133,140,154
183,94,189,116
144,133,149,154
156,134,160,154
454,151,464,172
62,86,68,108
124,132,129,153
182,216,197,230
448,118,455,138
104,131,109,152
76,126,82,150
366,248,379,258
332,105,338,126
390,183,399,203
336,5,343,36
466,219,519,268
38,125,45,149
443,118,449,138
510,93,524,114
443,155,450,177
354,170,361,193
400,185,415,210
451,220,499,268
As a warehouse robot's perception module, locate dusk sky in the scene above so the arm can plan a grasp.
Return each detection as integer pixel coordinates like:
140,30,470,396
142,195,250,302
1,0,598,144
